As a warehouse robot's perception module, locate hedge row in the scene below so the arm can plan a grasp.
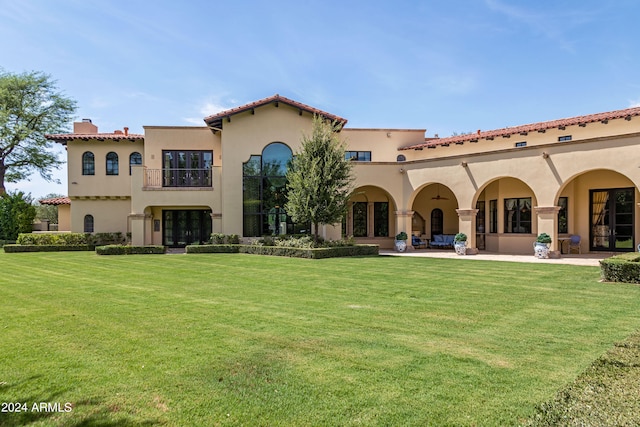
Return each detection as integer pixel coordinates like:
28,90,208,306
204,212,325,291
186,244,379,258
599,253,640,284
17,232,125,246
3,244,93,253
96,245,166,255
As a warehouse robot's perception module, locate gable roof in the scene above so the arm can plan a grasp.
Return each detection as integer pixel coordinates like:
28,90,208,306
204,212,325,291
203,94,348,129
400,105,640,150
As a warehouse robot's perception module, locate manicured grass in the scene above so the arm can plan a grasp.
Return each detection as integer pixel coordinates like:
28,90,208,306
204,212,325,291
1,252,639,426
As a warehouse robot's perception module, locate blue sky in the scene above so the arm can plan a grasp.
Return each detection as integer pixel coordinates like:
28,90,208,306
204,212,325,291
2,0,640,198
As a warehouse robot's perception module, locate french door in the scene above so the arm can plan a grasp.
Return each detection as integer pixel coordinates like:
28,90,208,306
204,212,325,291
163,210,212,247
590,188,634,251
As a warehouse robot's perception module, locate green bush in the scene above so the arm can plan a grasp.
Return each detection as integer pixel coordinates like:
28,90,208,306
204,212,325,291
3,244,92,253
95,245,166,255
599,253,640,284
186,244,378,258
16,232,126,246
210,233,226,244
210,233,241,244
186,244,239,254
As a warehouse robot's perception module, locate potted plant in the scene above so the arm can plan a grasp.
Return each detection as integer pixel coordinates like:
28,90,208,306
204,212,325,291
534,232,552,258
453,232,467,255
395,231,408,252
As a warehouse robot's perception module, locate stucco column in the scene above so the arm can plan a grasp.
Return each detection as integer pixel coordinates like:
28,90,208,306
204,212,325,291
456,209,479,255
129,213,148,246
368,202,375,237
395,210,414,251
534,206,561,258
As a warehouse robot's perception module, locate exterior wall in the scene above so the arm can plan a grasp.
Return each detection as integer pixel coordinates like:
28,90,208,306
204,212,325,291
341,128,426,162
66,139,143,197
218,104,318,236
58,204,71,231
70,198,131,234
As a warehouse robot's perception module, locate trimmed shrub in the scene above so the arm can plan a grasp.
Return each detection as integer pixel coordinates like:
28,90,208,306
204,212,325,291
186,244,239,254
3,244,92,253
600,253,640,284
96,245,166,255
210,233,226,244
209,233,241,245
16,232,125,247
186,244,377,258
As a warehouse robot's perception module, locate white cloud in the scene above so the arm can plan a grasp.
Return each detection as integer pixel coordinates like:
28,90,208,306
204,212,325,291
183,99,237,126
629,99,640,108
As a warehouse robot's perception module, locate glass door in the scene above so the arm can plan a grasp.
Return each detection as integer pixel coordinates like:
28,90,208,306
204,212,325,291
163,210,212,247
590,188,634,251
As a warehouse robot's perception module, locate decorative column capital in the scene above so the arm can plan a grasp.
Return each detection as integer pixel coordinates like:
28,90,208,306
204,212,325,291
534,206,562,215
456,209,479,219
395,210,415,218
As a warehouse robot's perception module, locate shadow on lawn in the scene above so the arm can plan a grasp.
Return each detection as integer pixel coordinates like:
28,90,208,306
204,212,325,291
0,379,158,427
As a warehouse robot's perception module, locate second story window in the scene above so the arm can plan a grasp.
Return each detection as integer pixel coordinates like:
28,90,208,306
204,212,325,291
82,151,95,175
162,150,212,187
345,151,371,162
129,152,142,175
106,152,119,175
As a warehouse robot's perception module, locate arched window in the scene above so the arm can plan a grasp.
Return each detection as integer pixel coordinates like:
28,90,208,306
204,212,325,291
129,152,142,175
243,142,298,236
82,152,95,175
84,214,94,233
431,208,443,237
106,152,119,175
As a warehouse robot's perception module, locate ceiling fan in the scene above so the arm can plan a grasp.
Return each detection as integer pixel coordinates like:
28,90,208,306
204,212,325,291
432,184,449,200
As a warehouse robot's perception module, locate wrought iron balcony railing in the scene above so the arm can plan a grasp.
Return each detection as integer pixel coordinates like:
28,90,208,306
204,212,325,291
144,168,212,188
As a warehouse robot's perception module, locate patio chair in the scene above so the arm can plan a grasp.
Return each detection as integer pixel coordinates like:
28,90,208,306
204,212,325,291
412,235,427,249
568,235,581,254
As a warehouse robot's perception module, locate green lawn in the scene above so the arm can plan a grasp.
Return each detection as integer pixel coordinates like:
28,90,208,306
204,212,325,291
1,252,639,426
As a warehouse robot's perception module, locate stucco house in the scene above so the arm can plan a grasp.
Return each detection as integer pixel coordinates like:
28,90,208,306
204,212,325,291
46,94,640,255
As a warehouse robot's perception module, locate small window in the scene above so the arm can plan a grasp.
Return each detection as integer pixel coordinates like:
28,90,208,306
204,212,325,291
489,200,497,233
106,152,119,175
84,214,94,233
515,141,527,147
345,151,371,162
82,152,95,175
397,154,406,162
558,135,572,142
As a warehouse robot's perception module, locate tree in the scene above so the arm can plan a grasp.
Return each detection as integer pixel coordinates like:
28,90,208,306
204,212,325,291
35,192,65,224
0,70,77,194
285,115,354,243
0,191,36,241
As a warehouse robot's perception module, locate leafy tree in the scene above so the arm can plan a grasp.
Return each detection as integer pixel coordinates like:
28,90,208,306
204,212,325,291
0,191,36,240
285,115,354,243
0,70,77,194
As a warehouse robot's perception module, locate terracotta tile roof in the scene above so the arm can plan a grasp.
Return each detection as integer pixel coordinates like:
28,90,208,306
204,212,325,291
400,106,640,150
46,132,144,144
39,196,70,205
204,94,348,129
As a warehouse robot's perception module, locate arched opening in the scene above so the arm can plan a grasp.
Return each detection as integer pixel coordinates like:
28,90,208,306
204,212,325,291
346,186,397,247
243,142,303,237
410,183,459,241
556,169,637,252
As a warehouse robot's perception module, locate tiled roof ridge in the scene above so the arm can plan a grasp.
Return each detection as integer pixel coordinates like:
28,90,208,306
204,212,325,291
39,196,71,205
46,132,144,141
400,105,640,150
203,94,348,125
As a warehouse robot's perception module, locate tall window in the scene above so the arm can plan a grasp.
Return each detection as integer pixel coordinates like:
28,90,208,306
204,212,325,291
431,208,443,236
504,198,532,233
82,152,95,175
129,152,142,175
558,197,568,234
373,202,389,237
84,214,94,233
106,152,119,175
352,202,368,237
489,200,497,233
243,142,303,236
162,150,212,187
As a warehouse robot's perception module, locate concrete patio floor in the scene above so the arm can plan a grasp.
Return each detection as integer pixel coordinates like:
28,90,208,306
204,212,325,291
380,249,614,267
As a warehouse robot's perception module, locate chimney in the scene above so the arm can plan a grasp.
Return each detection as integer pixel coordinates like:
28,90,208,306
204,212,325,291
73,119,98,134
124,127,129,136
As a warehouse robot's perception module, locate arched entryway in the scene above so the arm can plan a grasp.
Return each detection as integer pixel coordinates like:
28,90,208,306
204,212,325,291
556,169,639,253
410,183,459,240
346,186,397,248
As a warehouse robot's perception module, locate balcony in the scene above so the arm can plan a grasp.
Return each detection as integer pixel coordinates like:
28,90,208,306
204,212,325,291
144,168,212,189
